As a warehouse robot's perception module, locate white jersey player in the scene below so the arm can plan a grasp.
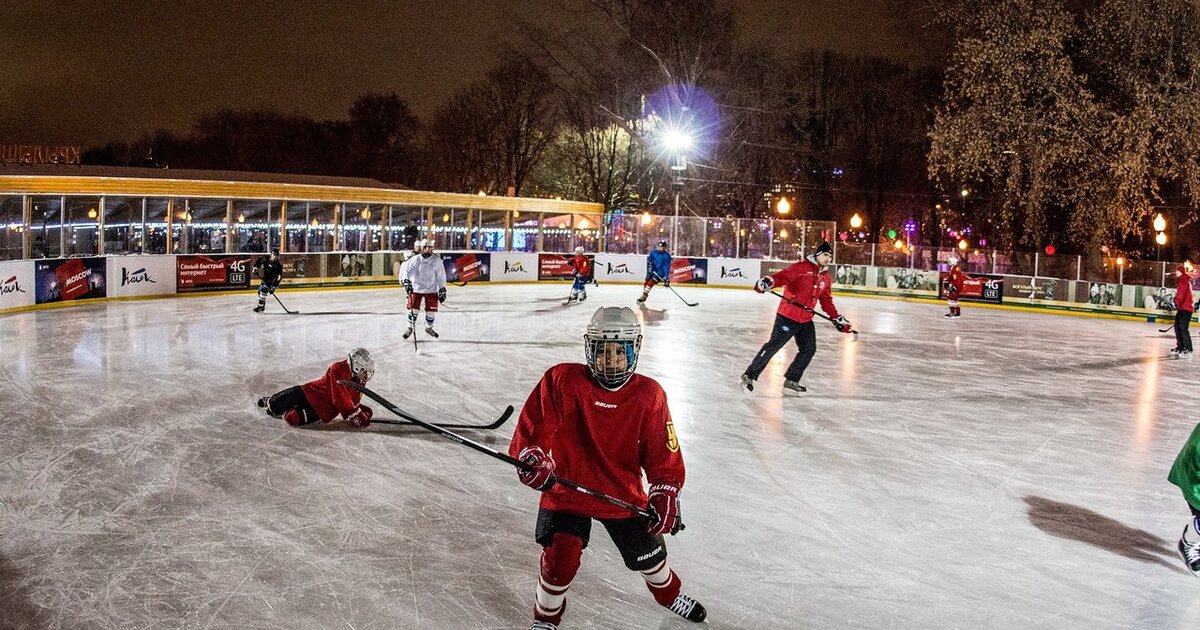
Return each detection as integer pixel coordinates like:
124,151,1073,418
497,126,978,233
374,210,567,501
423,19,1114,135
400,239,447,338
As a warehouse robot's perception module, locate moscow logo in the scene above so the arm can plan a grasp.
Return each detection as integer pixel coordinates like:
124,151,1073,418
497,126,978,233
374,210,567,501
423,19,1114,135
721,266,747,279
504,261,526,273
121,267,156,286
1,275,27,295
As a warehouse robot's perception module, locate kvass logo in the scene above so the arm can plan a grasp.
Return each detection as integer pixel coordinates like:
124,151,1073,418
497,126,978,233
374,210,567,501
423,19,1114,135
1,275,26,295
121,267,156,286
606,262,633,275
504,261,526,273
720,266,747,279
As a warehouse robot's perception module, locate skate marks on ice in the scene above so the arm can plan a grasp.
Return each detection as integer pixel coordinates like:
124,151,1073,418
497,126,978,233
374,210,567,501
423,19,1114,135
1024,496,1188,574
0,551,51,629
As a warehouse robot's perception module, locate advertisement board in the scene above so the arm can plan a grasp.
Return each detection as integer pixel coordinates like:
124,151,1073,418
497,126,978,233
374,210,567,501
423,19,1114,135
592,254,646,283
669,257,708,285
106,256,177,298
938,272,1004,304
442,252,491,283
539,253,575,280
708,258,758,287
491,252,538,282
34,257,107,304
177,255,255,292
0,260,36,310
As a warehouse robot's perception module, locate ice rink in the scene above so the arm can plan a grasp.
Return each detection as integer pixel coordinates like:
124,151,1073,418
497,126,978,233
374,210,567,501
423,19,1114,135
2,282,1198,629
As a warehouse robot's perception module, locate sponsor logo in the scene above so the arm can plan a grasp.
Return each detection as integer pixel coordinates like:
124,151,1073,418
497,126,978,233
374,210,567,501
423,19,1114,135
720,266,747,279
504,261,526,274
606,262,634,275
636,547,664,562
593,400,617,409
666,420,679,452
121,267,156,286
64,269,89,285
1,275,27,295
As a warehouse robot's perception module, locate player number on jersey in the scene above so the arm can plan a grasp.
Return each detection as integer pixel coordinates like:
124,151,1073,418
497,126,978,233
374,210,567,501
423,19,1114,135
666,421,679,453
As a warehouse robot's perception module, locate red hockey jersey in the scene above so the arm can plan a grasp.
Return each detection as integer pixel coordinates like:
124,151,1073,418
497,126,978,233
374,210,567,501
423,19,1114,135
301,360,363,422
768,258,840,324
509,363,685,519
570,254,591,278
946,264,967,292
1176,266,1195,311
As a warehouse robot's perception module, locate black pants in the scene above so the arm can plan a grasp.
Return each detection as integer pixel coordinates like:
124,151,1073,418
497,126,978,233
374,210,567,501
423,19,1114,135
535,508,667,571
265,385,320,425
744,314,816,382
1176,310,1194,352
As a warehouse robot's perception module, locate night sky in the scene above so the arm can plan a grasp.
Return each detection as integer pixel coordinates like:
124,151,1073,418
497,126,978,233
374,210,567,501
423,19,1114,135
1,0,915,147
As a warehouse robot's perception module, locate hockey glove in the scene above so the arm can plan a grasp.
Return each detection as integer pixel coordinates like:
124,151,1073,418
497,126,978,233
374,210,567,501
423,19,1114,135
754,276,774,294
437,287,447,303
832,315,853,334
663,278,671,288
401,279,413,296
947,284,959,295
646,483,681,535
517,446,556,491
345,404,373,428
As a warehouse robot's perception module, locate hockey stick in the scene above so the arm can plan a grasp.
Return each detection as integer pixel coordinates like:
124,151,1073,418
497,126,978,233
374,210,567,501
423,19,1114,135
271,291,298,314
338,380,680,531
371,405,513,430
653,273,698,307
1159,323,1175,333
768,290,858,337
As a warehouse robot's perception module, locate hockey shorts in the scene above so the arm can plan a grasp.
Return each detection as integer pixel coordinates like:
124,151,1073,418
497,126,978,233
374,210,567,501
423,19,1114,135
406,292,439,311
535,507,667,571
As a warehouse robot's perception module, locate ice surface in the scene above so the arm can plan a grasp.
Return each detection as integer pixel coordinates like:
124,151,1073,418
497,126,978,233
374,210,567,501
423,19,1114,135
1,283,1198,629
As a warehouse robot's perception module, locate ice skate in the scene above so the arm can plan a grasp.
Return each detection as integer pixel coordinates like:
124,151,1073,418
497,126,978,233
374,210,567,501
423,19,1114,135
667,593,707,622
636,295,647,304
424,326,439,338
256,396,269,409
1179,527,1200,576
944,312,955,318
782,379,806,394
740,373,755,392
578,292,587,302
1183,350,1194,358
530,621,558,630
253,304,265,313
402,326,414,340
1171,348,1182,357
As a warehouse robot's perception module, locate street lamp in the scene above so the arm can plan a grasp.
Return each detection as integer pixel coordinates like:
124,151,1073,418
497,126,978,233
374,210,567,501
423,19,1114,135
776,197,791,215
1153,212,1168,259
850,213,863,229
661,127,694,251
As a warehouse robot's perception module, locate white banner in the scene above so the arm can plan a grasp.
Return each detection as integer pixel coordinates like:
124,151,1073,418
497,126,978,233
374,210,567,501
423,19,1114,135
0,260,35,311
107,255,177,298
491,252,538,282
707,258,759,287
593,254,646,283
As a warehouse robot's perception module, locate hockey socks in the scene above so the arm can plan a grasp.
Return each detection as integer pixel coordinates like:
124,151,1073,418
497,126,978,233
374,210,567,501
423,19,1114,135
533,534,582,625
641,558,706,622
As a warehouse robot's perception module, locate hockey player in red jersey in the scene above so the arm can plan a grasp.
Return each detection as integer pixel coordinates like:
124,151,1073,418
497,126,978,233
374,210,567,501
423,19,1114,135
256,348,375,428
943,255,969,318
741,240,852,394
509,307,706,629
567,246,592,303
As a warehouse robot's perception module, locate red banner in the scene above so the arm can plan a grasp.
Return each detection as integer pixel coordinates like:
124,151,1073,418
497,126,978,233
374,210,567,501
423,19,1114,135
177,255,254,292
538,254,574,280
669,258,695,283
54,258,91,301
456,253,484,283
938,272,1004,303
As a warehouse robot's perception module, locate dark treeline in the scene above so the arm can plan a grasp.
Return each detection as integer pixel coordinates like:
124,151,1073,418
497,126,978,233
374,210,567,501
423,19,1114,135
82,0,1200,257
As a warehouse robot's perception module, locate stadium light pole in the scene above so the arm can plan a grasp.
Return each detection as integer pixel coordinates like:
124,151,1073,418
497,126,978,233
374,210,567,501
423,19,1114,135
663,129,693,250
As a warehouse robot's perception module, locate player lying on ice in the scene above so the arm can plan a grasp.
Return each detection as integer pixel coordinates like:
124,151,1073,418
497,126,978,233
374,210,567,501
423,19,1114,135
509,306,706,629
256,348,375,428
